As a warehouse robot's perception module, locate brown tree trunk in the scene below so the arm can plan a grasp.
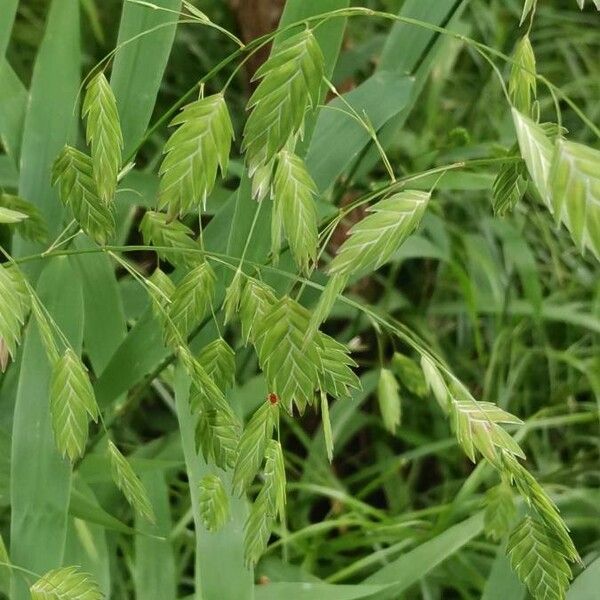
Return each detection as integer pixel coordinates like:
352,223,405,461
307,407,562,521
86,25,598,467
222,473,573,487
229,0,285,82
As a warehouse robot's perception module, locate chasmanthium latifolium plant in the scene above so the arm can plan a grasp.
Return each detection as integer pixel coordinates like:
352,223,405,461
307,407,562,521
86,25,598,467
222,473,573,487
0,1,598,598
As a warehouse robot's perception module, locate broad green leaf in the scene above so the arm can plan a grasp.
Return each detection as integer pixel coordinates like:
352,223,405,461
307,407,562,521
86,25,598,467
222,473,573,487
272,151,318,273
0,0,18,60
232,401,277,495
512,109,553,206
254,296,322,414
568,557,600,599
199,474,230,532
50,349,99,462
139,210,200,267
108,440,155,523
484,480,517,541
13,0,80,263
10,258,84,600
159,93,233,216
549,139,600,260
83,72,123,204
51,146,115,245
0,60,27,166
0,532,9,596
243,30,324,175
509,36,536,115
110,0,182,156
377,369,401,434
507,516,572,600
328,191,430,277
165,261,216,347
30,566,102,600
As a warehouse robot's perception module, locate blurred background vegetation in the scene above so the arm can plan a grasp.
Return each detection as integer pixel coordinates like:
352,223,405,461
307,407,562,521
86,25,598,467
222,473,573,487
1,0,599,598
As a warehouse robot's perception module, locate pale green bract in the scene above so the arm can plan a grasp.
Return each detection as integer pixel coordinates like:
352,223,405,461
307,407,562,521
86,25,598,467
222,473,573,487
272,151,318,274
0,206,27,224
0,193,48,241
508,35,536,115
377,368,401,434
549,139,600,260
50,348,99,462
139,210,199,267
108,440,155,523
52,146,115,245
199,474,230,532
242,29,324,176
507,516,572,600
164,261,216,347
317,333,360,400
492,154,527,216
83,72,123,204
328,190,430,277
195,337,235,392
232,401,277,496
30,566,102,600
0,265,30,361
237,276,277,344
511,109,554,208
158,93,233,217
243,439,286,567
484,480,517,541
254,296,322,414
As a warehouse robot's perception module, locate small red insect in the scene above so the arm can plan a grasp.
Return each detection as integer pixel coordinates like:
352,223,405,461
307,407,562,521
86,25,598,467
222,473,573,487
267,392,279,405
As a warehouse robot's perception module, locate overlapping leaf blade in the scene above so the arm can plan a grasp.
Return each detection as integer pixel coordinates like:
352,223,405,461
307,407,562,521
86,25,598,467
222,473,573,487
165,261,216,347
254,296,322,413
51,146,114,244
549,139,600,260
83,72,123,204
272,151,318,273
49,348,99,462
198,474,230,532
328,190,430,277
159,93,233,216
243,29,324,175
507,516,572,600
30,566,102,600
139,210,200,267
108,440,155,522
